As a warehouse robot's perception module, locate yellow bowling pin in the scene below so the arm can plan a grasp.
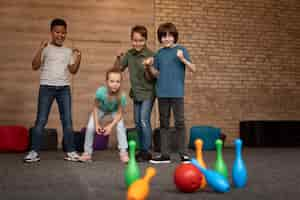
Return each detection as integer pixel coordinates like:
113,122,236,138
127,167,156,200
195,139,207,189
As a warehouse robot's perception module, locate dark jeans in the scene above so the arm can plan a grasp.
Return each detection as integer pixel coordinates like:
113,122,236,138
158,97,187,156
31,85,75,152
133,98,154,152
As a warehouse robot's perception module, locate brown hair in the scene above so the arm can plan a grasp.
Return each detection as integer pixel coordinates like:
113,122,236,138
105,67,122,81
131,25,148,40
157,22,178,43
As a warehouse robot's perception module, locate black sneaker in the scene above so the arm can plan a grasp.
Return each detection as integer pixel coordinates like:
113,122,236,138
180,154,191,163
143,151,152,161
149,154,171,164
135,151,143,160
136,151,152,162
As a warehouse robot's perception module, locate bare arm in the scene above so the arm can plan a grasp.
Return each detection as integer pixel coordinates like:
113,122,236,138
110,106,123,127
144,69,154,80
32,40,48,70
141,57,154,80
113,53,126,71
68,48,82,74
103,104,124,135
143,57,159,78
177,49,196,73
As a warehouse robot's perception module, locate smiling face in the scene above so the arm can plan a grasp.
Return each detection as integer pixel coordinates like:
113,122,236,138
50,25,67,46
106,72,122,94
161,32,175,48
131,32,146,52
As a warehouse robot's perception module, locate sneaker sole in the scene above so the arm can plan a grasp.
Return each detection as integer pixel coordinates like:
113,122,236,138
24,158,40,163
64,157,79,162
137,159,150,163
78,158,93,163
79,160,93,163
149,160,171,164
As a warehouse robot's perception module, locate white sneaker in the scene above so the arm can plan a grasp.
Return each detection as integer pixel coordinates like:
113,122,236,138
64,151,80,162
24,150,40,163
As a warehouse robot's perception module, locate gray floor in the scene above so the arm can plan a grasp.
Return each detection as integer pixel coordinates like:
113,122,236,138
1,148,300,200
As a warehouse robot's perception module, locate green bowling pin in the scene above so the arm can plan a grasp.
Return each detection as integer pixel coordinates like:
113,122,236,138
125,140,140,187
214,139,228,179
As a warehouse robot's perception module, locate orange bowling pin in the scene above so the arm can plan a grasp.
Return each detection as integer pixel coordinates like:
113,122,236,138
195,139,207,188
127,167,156,200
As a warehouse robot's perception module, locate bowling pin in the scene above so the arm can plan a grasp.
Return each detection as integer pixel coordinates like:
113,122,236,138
214,139,228,179
191,158,230,193
125,140,141,187
127,167,156,200
194,139,207,188
232,138,247,188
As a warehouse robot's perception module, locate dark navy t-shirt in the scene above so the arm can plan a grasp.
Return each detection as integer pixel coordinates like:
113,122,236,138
154,45,191,98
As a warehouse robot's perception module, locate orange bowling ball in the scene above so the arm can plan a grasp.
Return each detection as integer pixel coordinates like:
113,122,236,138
174,163,203,193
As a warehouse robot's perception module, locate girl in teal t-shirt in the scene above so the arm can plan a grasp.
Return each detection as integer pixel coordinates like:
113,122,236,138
79,68,129,163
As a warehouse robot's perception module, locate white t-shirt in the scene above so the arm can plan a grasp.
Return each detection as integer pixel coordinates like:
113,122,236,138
40,44,74,86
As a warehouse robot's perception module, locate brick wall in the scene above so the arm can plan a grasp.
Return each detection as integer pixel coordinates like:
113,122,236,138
154,0,300,144
1,0,300,148
0,0,155,148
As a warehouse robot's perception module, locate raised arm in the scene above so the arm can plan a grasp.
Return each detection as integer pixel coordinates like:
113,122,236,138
143,57,159,78
177,49,196,73
114,52,127,72
68,48,81,74
32,40,48,70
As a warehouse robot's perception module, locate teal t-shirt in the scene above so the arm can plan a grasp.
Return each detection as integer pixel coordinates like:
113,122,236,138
154,45,191,97
95,86,127,112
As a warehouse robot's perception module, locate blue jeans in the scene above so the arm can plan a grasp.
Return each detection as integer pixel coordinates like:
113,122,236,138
133,99,154,152
30,85,75,152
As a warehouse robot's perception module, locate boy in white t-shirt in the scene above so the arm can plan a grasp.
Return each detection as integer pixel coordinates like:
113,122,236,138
24,18,82,163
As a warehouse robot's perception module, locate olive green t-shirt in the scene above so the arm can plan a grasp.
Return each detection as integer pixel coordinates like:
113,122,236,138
121,47,155,101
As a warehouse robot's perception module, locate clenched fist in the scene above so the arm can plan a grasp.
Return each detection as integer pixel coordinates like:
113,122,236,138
177,49,184,60
143,57,154,67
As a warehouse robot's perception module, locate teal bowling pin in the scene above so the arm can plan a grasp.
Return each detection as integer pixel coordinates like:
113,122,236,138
232,139,247,188
125,140,140,187
191,158,230,193
214,139,228,179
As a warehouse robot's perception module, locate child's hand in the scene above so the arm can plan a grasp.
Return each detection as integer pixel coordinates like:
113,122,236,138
40,40,48,50
103,124,113,136
72,48,81,57
117,51,124,58
177,49,185,61
143,57,153,66
95,124,103,135
100,128,106,134
143,57,154,70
